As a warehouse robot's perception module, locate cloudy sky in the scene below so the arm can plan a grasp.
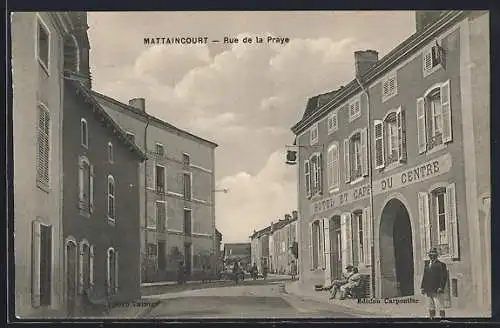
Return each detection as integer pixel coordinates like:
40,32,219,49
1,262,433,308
87,11,416,243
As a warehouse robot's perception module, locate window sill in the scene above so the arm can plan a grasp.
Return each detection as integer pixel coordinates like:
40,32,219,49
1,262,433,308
328,187,340,195
426,143,447,156
107,217,116,226
423,63,443,78
146,226,157,231
327,128,338,135
349,176,365,186
384,161,403,173
348,113,361,123
382,92,398,103
81,144,88,149
310,139,319,146
36,181,50,194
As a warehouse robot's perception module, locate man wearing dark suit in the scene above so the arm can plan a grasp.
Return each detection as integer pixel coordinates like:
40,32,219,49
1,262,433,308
421,247,449,319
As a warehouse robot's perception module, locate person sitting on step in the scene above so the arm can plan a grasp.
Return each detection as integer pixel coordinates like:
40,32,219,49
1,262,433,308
321,265,354,299
339,267,362,300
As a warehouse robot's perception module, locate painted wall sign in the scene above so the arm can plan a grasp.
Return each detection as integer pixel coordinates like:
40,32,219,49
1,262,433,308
310,153,452,215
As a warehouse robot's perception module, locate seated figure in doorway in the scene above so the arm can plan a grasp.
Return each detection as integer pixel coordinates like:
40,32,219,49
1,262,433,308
321,265,354,299
339,267,362,300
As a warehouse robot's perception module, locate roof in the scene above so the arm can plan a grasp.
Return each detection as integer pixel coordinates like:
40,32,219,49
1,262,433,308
250,226,271,239
66,77,147,161
302,90,341,120
291,10,467,135
91,91,218,148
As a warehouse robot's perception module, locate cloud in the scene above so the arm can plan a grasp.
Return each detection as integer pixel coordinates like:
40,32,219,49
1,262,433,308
215,149,297,243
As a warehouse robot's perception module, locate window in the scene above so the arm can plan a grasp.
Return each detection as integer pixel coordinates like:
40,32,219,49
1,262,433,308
348,97,361,121
304,160,311,197
184,209,192,236
423,42,445,77
108,142,114,163
417,80,452,154
374,107,407,170
37,16,50,72
183,173,192,200
155,165,165,193
107,175,115,221
308,153,323,197
79,241,91,293
156,201,167,232
81,119,88,148
155,143,165,157
78,157,94,214
310,123,319,145
327,143,340,191
382,72,398,102
327,112,338,135
37,104,50,187
126,132,135,143
418,183,459,260
32,221,52,307
309,220,323,270
106,248,118,295
344,129,368,182
183,153,190,167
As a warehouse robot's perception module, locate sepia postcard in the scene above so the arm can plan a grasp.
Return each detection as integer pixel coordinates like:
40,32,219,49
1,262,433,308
8,10,491,321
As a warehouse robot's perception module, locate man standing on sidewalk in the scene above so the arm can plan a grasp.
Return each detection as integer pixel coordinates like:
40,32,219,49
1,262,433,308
421,247,449,319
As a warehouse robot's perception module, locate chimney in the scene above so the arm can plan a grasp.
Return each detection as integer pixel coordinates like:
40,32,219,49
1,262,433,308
354,50,379,77
270,221,274,233
284,214,292,221
292,210,298,220
129,98,146,112
415,11,445,33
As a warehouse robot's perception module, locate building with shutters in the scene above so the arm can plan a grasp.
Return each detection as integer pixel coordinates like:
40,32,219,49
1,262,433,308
250,226,271,274
91,91,218,283
62,69,147,315
269,214,299,274
290,11,490,313
11,12,81,318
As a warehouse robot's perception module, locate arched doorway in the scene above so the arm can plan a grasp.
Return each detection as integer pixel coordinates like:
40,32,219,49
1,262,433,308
65,240,78,316
379,198,414,298
330,216,342,280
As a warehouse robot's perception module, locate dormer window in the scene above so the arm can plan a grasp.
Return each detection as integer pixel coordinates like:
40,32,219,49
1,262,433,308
327,111,338,135
423,41,445,77
310,123,319,145
348,97,361,122
382,71,398,102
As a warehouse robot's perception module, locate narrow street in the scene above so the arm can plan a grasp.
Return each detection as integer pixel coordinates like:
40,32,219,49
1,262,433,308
142,279,362,319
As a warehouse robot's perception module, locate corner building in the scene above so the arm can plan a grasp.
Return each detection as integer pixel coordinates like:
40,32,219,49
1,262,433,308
291,11,490,313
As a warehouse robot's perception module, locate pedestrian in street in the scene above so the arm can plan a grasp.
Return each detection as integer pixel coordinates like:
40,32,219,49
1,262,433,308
421,247,449,319
322,265,354,299
251,262,258,280
232,261,240,284
290,260,297,280
177,261,186,285
262,262,268,280
339,267,362,300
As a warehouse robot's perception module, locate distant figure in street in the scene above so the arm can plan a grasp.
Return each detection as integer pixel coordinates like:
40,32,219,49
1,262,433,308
290,260,297,280
421,247,449,319
321,265,354,299
251,262,258,280
177,261,186,285
262,262,268,280
339,267,362,300
232,261,240,284
201,264,207,283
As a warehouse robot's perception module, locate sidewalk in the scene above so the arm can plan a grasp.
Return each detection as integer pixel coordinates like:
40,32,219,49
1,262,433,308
285,281,489,319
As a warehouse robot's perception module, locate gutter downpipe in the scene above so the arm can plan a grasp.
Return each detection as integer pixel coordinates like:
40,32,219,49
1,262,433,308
143,116,150,283
355,75,376,298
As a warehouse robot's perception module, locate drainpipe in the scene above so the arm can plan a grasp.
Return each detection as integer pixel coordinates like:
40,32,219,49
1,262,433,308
355,76,376,298
143,116,150,283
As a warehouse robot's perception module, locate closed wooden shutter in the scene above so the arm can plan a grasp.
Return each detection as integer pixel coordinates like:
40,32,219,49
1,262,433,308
310,156,317,195
418,192,431,260
417,97,427,154
363,207,372,266
90,165,95,212
423,49,433,73
317,153,323,194
323,218,331,285
146,160,155,190
115,251,119,292
397,106,407,162
446,183,459,259
345,213,353,266
333,145,339,188
344,139,350,183
36,106,50,186
304,160,311,197
441,80,453,143
78,244,84,293
361,128,368,176
319,219,324,268
374,120,385,169
32,221,41,307
89,245,95,286
327,147,334,188
308,222,313,270
78,161,84,202
340,214,348,270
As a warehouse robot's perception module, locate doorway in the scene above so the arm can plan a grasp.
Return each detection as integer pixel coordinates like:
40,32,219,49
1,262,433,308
65,240,77,316
379,198,414,297
331,216,342,280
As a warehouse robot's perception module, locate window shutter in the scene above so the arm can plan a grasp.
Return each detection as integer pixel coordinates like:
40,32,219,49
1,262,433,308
78,245,84,294
344,139,351,183
441,80,452,143
340,214,348,270
374,120,385,169
304,160,311,197
317,153,323,194
361,128,368,176
146,161,155,190
417,97,427,154
423,50,432,73
310,157,317,195
90,246,95,286
319,219,324,268
78,162,84,202
90,165,95,212
31,221,41,307
323,218,331,285
327,148,333,188
363,207,372,266
334,146,339,189
446,183,459,259
397,106,407,162
418,192,431,260
344,213,353,266
115,251,119,292
308,222,313,270
164,202,168,231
